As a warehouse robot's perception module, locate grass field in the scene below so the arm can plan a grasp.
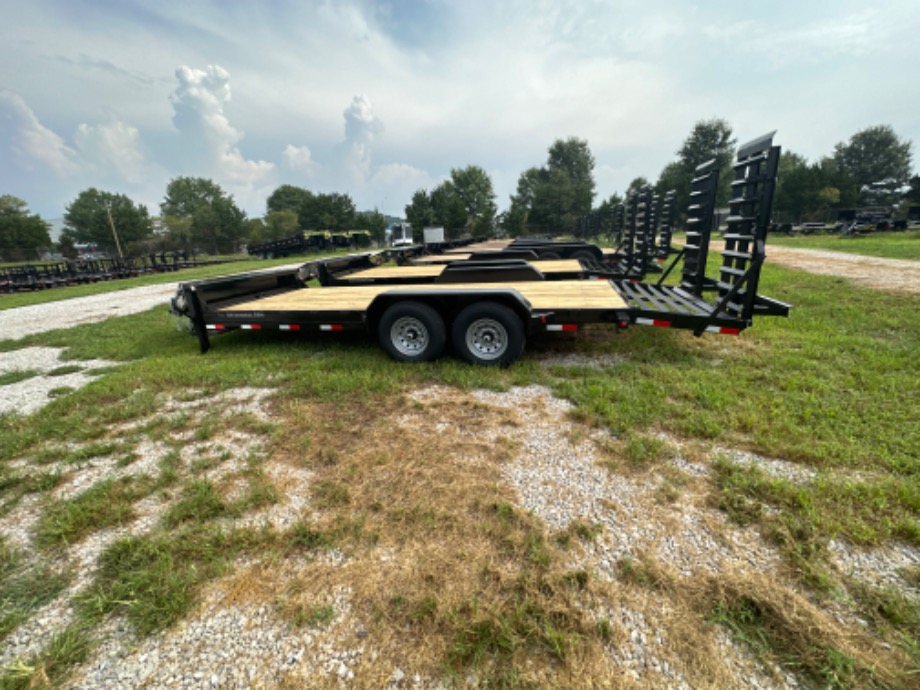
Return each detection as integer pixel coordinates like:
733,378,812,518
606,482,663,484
1,251,918,687
768,230,920,261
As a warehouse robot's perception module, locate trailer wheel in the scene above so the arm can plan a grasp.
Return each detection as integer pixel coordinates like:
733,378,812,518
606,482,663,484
452,302,524,367
571,250,595,262
539,251,561,260
379,301,446,362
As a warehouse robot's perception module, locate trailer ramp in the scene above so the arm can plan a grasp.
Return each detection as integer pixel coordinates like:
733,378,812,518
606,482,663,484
614,132,790,335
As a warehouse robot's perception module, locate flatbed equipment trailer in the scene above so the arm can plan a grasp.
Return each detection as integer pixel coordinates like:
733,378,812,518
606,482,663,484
169,132,790,366
170,265,632,365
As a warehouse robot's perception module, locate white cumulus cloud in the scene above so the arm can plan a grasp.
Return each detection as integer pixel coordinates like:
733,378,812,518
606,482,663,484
74,119,148,183
282,144,318,177
168,65,275,205
336,94,384,184
0,89,79,176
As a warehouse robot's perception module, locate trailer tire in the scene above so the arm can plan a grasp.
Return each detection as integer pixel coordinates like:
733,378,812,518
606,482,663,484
379,301,446,363
539,251,561,260
452,302,524,367
571,250,595,262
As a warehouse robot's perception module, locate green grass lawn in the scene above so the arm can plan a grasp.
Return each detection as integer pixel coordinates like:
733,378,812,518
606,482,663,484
1,257,918,688
768,230,920,261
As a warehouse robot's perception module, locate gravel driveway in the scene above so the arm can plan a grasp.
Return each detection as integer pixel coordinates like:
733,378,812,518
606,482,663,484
753,245,919,295
0,283,178,341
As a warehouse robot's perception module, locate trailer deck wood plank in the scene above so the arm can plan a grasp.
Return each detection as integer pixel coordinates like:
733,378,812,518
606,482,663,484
223,279,626,313
413,253,472,263
445,240,511,253
346,260,582,280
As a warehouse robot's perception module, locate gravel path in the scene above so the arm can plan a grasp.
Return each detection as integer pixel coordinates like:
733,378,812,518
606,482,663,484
0,346,118,416
0,283,178,341
759,245,920,295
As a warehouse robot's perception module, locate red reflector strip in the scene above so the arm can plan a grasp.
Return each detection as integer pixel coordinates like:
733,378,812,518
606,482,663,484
241,324,261,330
206,324,225,331
320,324,343,331
705,326,741,335
279,324,301,331
636,318,671,328
546,324,578,332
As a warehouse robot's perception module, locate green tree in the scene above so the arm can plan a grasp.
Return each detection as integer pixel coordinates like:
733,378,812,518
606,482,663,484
511,138,596,234
363,210,388,246
298,192,355,231
816,156,860,210
626,176,650,197
191,196,246,255
0,195,52,261
57,234,76,260
531,168,577,231
655,161,689,205
594,192,624,238
546,138,595,216
245,218,266,244
904,176,920,204
63,188,152,256
449,165,497,237
499,197,529,237
430,182,468,237
773,151,820,221
675,118,736,209
159,216,194,253
263,210,299,241
514,168,543,209
266,184,313,215
160,177,225,217
161,177,246,254
405,189,435,240
832,125,913,195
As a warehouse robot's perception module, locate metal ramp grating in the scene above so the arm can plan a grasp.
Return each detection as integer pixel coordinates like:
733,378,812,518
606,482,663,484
614,132,788,335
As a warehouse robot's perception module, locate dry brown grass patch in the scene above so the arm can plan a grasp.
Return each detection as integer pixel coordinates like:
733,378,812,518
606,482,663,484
186,386,918,688
217,393,627,686
693,570,915,688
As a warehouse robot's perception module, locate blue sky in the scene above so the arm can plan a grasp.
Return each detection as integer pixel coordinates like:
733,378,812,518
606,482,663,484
1,0,918,220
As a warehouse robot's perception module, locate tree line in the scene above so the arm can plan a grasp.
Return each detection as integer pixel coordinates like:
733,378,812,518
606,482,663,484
405,121,916,238
1,121,916,261
0,180,390,261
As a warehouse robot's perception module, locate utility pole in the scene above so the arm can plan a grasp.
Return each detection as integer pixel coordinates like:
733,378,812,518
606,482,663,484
105,202,124,259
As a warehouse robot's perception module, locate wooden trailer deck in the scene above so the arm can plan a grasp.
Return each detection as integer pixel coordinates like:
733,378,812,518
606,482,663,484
344,259,583,280
414,240,514,263
223,279,627,313
413,253,472,263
